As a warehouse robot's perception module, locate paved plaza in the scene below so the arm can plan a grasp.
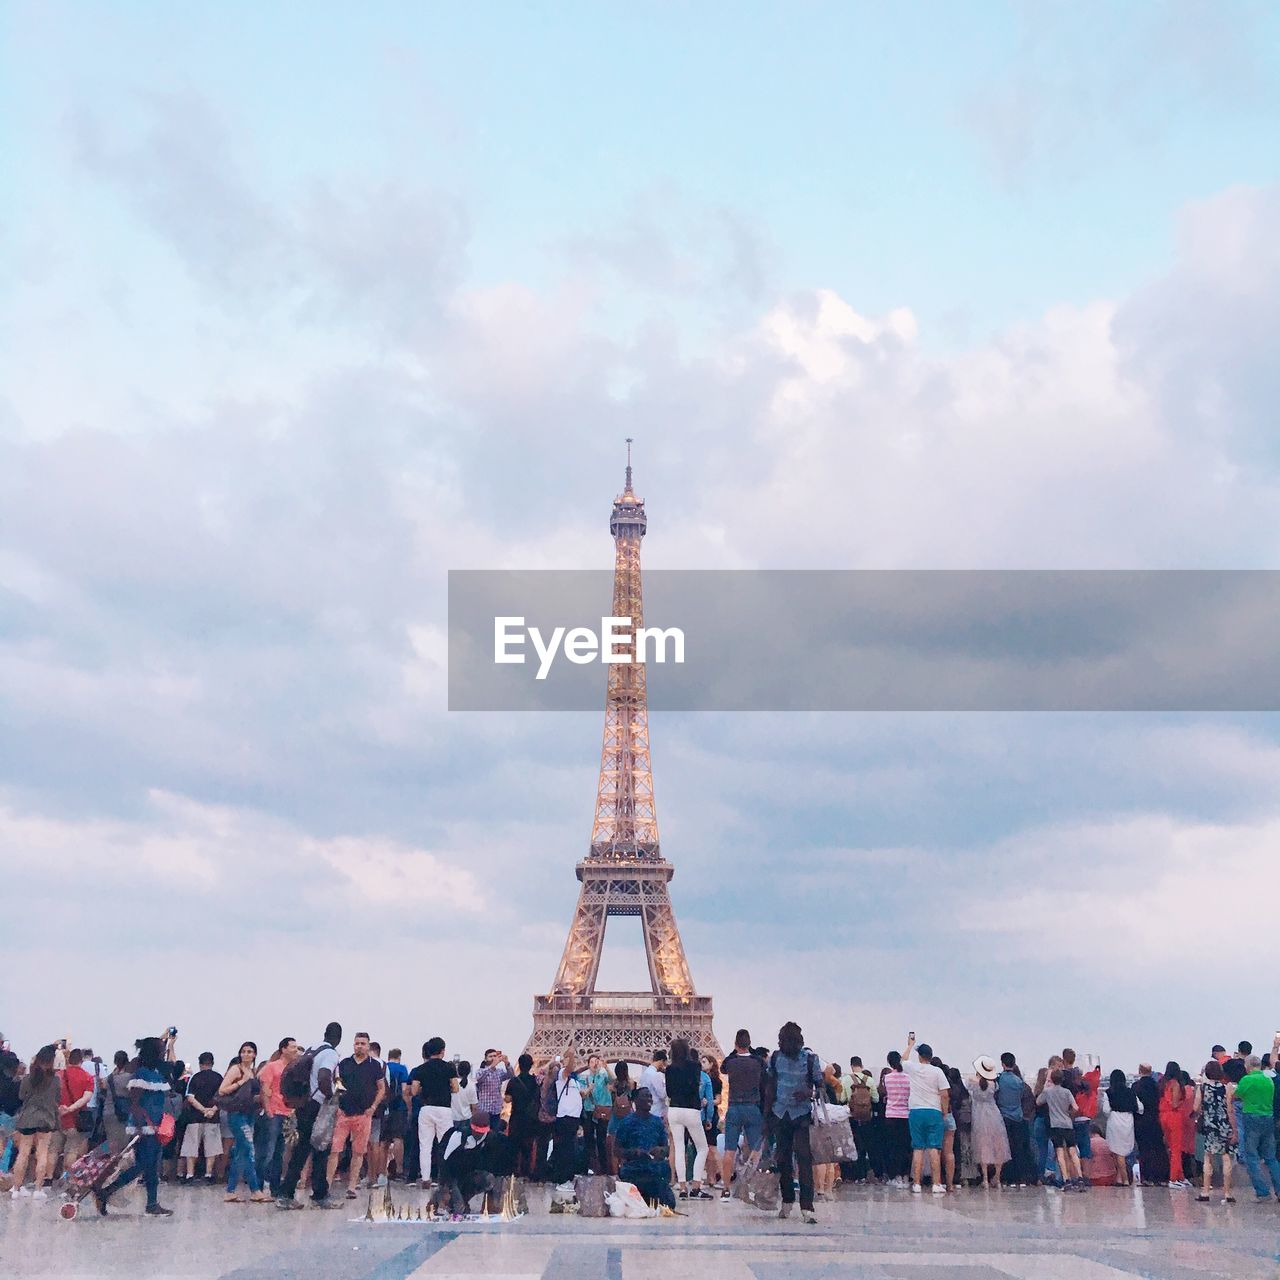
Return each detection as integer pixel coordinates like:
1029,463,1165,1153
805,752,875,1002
2,1183,1278,1280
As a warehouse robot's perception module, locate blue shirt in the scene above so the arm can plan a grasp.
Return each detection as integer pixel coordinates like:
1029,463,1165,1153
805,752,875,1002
126,1066,169,1134
995,1070,1024,1121
615,1111,670,1179
385,1061,409,1113
771,1051,818,1121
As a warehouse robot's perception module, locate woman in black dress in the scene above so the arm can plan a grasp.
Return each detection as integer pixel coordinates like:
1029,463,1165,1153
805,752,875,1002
1132,1068,1169,1185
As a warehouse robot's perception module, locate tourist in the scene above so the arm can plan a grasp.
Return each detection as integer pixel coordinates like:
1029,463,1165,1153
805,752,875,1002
700,1053,723,1190
97,1051,129,1160
1060,1049,1092,1162
614,1087,675,1210
638,1049,668,1119
451,1060,477,1126
665,1037,710,1199
1235,1055,1280,1201
0,1051,22,1173
767,1021,819,1224
936,1059,963,1193
548,1047,583,1186
94,1036,172,1217
381,1048,410,1183
881,1050,911,1187
1032,1055,1064,1181
1133,1064,1169,1185
813,1061,844,1201
219,1041,264,1203
255,1037,297,1196
1040,1069,1087,1191
7,1045,59,1199
326,1032,384,1199
605,1060,635,1176
504,1054,541,1178
902,1033,949,1196
408,1037,457,1188
179,1051,223,1182
364,1041,386,1189
995,1053,1029,1187
845,1056,876,1184
580,1053,611,1174
51,1047,95,1174
474,1050,512,1132
276,1021,342,1210
1193,1059,1236,1203
1159,1060,1191,1189
969,1058,1011,1190
1100,1068,1138,1186
721,1029,766,1200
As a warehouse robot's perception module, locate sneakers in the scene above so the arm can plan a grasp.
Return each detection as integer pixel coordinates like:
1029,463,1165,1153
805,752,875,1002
10,1186,31,1199
275,1196,303,1211
374,1175,387,1189
144,1204,173,1216
311,1197,343,1209
778,1203,792,1219
911,1184,922,1195
801,1209,817,1224
31,1189,48,1201
720,1188,732,1201
688,1188,713,1200
931,1184,946,1196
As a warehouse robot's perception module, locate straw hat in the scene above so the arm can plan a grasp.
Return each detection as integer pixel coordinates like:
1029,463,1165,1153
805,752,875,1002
973,1055,1000,1081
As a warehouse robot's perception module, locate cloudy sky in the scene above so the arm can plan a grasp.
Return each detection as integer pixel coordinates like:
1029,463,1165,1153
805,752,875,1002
3,1,1279,1075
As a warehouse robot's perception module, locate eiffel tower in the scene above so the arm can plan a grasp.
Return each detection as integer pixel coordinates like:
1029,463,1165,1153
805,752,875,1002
524,444,722,1067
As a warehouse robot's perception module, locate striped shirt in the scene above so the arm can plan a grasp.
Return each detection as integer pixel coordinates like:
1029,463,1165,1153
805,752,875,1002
883,1069,911,1119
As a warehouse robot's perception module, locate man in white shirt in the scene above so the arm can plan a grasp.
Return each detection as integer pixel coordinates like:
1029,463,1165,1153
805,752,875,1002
902,1032,949,1196
638,1050,669,1119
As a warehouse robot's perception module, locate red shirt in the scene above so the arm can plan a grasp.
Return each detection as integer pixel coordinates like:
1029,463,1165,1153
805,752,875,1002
59,1065,94,1130
1076,1067,1101,1119
257,1058,293,1118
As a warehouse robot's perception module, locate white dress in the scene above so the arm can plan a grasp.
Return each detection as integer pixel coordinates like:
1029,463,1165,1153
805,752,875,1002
1101,1090,1136,1158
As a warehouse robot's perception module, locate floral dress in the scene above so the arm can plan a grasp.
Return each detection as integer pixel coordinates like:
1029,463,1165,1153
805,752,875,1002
1200,1081,1235,1156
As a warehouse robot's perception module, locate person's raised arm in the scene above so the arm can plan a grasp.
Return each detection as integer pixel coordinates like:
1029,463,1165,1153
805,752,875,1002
904,1032,916,1061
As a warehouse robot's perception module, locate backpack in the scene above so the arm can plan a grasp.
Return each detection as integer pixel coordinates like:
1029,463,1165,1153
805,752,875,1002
281,1045,325,1107
848,1077,873,1122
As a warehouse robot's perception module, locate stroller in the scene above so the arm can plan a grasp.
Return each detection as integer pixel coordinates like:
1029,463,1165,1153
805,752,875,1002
59,1137,138,1220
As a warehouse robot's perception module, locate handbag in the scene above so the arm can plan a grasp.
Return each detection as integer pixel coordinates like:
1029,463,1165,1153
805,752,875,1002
156,1113,176,1144
808,1094,858,1165
311,1094,339,1151
220,1075,261,1115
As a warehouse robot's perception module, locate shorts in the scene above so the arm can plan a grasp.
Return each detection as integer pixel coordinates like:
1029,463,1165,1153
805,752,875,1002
332,1111,373,1157
369,1117,382,1146
908,1108,944,1151
1049,1128,1075,1150
381,1110,408,1142
17,1126,54,1136
724,1103,764,1155
943,1113,956,1134
180,1121,223,1159
50,1128,89,1161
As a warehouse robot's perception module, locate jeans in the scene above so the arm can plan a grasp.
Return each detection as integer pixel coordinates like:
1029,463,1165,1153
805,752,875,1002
1240,1112,1280,1198
280,1099,328,1202
668,1106,708,1183
1074,1117,1093,1161
226,1112,260,1193
774,1112,814,1210
256,1113,285,1194
104,1133,161,1208
1033,1115,1052,1179
0,1113,13,1174
724,1102,764,1156
621,1159,676,1208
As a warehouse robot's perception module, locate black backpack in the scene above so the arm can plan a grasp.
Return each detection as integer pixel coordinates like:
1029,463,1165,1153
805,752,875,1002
281,1045,325,1107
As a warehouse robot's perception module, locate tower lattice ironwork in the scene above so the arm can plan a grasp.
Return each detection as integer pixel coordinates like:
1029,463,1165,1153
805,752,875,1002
524,444,722,1066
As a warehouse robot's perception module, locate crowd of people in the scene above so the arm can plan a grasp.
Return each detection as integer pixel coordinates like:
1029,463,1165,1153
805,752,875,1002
2,1022,1279,1224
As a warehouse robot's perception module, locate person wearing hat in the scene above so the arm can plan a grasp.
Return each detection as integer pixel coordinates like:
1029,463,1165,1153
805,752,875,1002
439,1109,497,1215
969,1058,1012,1190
